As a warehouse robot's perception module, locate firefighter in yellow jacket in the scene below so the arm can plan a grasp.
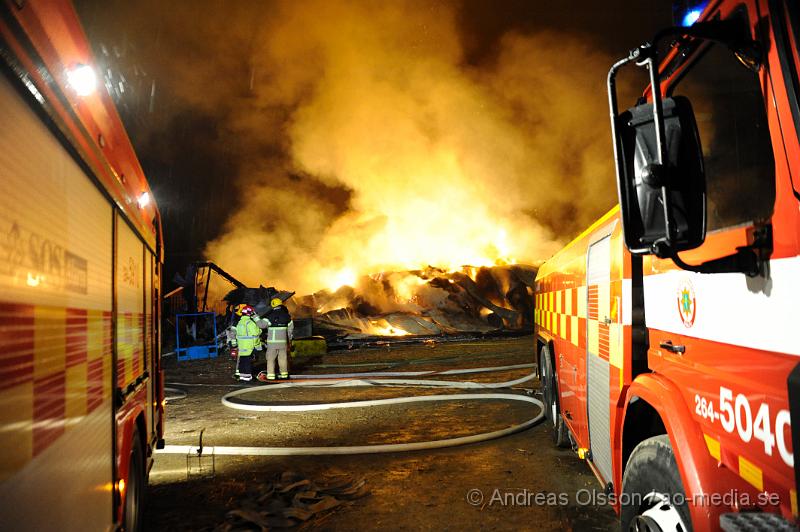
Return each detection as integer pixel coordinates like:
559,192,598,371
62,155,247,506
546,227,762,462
234,304,262,382
257,297,294,381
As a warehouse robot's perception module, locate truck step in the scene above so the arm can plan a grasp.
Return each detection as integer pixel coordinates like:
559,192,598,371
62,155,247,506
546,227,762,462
720,512,797,532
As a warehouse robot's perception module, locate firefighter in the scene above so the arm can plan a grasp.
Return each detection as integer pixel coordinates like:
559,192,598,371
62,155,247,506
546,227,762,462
258,297,294,381
234,304,263,382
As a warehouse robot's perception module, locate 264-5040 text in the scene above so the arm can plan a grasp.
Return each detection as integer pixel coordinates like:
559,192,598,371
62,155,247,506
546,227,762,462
695,387,792,467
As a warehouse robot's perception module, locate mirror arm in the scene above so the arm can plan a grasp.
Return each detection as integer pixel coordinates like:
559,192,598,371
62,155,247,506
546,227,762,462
644,55,668,166
669,248,759,276
608,46,651,208
665,224,772,277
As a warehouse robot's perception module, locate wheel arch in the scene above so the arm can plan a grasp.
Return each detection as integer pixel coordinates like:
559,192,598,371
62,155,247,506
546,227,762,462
115,400,148,523
621,394,666,472
621,373,728,529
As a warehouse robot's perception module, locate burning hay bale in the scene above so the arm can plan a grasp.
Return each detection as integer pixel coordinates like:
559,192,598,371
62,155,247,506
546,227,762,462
289,264,537,339
214,472,369,531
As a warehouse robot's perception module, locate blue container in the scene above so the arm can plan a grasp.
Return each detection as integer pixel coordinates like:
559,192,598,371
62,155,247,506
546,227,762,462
187,345,210,360
175,312,219,362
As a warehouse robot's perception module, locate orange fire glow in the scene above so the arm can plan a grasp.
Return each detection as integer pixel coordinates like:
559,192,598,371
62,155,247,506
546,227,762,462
203,0,616,304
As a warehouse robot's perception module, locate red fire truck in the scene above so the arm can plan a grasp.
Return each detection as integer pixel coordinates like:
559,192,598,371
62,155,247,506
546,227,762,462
0,1,164,530
535,1,800,530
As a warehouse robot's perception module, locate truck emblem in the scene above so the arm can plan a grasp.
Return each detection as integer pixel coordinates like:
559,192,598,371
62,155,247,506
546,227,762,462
676,278,697,328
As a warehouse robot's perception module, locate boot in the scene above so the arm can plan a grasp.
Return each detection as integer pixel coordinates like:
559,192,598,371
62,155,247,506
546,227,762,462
257,371,276,382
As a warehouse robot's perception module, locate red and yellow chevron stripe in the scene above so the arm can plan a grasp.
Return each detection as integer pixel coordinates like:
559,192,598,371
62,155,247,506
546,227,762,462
0,302,142,480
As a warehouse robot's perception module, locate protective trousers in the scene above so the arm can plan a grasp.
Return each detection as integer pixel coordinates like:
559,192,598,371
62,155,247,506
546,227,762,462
237,354,252,380
266,344,288,379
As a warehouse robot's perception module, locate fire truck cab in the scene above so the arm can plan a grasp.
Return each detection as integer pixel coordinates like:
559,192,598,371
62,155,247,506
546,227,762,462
535,1,800,530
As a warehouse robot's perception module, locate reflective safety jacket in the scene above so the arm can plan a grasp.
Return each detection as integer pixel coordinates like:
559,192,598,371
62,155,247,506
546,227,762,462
264,305,294,345
266,324,293,344
236,316,262,356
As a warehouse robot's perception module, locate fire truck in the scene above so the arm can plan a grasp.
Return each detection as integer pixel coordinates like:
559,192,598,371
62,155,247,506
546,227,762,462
0,1,164,530
535,1,799,530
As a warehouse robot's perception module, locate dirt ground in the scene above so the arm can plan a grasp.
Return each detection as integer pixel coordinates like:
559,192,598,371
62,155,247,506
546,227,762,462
146,336,617,531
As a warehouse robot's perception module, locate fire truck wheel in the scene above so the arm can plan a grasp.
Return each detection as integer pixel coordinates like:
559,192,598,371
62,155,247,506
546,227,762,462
620,435,691,532
539,346,555,424
552,412,570,448
124,429,145,532
540,345,570,448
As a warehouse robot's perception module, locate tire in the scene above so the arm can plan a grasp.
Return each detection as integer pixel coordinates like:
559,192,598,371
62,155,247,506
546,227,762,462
539,348,554,424
124,429,145,532
539,345,570,448
620,435,692,532
552,411,570,448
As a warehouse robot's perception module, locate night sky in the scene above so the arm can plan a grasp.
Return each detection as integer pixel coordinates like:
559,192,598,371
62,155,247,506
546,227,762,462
74,1,672,289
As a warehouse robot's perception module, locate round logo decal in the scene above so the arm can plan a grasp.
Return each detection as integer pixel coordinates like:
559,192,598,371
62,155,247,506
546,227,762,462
676,278,697,328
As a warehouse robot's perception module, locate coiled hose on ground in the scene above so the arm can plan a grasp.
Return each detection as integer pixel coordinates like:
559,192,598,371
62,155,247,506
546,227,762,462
158,363,542,457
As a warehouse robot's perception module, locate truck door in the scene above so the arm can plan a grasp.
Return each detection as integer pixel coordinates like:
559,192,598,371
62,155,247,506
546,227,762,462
587,234,613,487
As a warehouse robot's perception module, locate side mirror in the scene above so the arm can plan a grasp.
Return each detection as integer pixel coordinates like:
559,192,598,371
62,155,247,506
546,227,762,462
607,27,766,277
616,96,706,256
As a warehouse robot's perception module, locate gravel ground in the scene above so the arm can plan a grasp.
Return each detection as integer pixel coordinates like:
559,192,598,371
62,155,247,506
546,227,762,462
146,336,616,531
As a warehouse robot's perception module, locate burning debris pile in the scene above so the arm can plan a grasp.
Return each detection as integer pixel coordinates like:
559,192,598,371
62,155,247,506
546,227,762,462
289,264,537,338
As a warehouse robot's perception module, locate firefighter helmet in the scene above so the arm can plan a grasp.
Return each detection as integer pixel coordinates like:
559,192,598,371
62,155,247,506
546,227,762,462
236,304,255,316
270,297,282,308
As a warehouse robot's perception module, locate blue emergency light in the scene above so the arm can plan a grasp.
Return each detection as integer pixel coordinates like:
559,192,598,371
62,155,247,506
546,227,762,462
673,1,707,27
682,8,703,26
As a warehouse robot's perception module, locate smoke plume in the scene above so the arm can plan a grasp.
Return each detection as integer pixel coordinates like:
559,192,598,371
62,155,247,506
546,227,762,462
202,0,618,294
78,0,620,295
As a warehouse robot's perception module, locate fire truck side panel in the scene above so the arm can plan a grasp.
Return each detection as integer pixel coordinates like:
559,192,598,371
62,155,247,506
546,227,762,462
145,248,154,438
114,213,156,521
116,214,146,391
0,72,114,530
1,1,165,528
586,232,613,484
535,206,634,487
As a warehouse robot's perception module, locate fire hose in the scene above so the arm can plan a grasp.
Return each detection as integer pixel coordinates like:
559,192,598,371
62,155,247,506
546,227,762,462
158,364,543,456
164,386,188,402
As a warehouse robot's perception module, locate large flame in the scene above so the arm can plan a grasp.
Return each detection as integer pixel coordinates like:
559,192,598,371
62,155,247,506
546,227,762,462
365,320,409,337
200,0,617,296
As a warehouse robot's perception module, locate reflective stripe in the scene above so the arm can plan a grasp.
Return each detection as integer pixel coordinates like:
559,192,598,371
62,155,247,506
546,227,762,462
268,327,288,342
643,256,800,356
239,336,259,339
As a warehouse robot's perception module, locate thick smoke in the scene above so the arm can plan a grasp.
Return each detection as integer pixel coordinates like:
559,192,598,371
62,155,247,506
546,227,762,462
78,0,620,295
202,0,618,294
